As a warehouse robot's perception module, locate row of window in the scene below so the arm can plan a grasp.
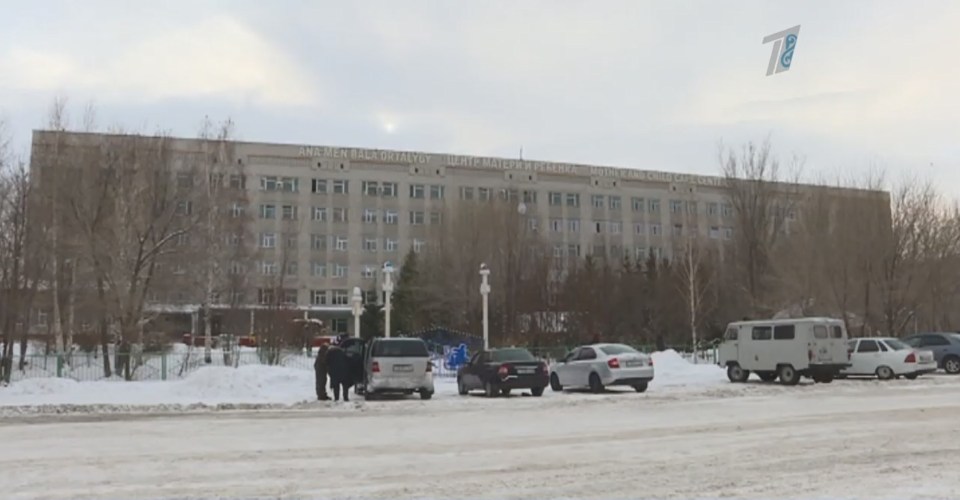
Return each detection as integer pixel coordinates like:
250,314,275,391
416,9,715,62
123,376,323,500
255,288,381,307
547,244,671,260
252,205,443,225
253,261,386,280
256,233,426,252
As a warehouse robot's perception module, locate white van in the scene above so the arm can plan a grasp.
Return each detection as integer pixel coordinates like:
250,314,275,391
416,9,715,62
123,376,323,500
717,317,851,385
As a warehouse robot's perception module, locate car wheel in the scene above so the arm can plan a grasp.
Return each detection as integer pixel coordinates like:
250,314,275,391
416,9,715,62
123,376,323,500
419,390,433,400
726,364,750,383
778,365,800,386
500,388,512,396
550,373,563,392
457,378,468,396
633,382,648,393
484,381,498,398
812,374,834,384
943,355,960,375
757,371,778,382
363,391,376,401
588,373,604,393
905,373,919,380
531,386,545,397
875,365,895,381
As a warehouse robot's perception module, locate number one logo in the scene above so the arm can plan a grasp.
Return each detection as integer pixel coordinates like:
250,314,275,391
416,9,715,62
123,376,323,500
762,25,801,76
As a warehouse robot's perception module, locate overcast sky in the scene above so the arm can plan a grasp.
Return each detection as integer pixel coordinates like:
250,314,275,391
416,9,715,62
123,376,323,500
2,1,958,190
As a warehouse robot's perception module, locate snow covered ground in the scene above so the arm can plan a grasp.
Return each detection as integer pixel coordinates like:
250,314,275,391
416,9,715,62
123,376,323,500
2,352,958,499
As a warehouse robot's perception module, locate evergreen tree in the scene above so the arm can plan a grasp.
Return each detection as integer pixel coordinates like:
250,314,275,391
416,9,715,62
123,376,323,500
391,249,422,335
360,286,383,340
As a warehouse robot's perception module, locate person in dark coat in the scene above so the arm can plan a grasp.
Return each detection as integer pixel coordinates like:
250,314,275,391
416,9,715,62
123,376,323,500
314,344,330,401
325,344,351,402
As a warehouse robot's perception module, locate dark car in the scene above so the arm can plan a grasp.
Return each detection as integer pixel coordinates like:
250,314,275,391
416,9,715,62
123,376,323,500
902,333,960,374
456,347,549,397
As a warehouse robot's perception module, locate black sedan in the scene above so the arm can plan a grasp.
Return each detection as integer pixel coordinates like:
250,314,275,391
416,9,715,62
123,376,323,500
456,347,549,397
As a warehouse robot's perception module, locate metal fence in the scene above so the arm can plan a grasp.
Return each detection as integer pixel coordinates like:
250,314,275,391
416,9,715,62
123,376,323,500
6,345,718,383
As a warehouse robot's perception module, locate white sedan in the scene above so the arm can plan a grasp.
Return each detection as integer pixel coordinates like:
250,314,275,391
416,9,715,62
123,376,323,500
549,343,654,393
841,337,937,380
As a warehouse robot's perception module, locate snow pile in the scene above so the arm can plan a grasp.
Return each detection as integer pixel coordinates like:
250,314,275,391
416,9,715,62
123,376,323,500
650,349,726,389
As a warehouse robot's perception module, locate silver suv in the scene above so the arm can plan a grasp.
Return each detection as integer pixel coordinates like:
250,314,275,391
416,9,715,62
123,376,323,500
361,338,435,400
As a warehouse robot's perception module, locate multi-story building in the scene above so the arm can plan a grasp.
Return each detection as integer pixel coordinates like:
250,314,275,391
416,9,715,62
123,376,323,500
31,131,879,338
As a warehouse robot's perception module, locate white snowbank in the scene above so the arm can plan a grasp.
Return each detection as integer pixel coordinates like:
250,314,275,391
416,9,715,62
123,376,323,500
650,349,726,389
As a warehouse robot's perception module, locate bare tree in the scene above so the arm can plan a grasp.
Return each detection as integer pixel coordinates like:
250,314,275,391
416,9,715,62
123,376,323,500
671,193,717,360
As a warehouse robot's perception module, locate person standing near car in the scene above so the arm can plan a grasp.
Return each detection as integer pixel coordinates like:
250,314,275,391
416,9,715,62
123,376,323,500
314,343,330,401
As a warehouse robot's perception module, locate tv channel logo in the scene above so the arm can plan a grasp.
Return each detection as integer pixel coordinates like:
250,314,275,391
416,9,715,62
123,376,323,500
762,25,800,76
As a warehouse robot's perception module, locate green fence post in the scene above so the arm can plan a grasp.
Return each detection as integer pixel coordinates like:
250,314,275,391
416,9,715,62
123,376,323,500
56,355,63,378
161,353,167,381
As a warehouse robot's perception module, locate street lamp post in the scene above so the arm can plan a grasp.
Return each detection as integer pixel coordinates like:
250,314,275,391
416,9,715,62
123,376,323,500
479,263,490,351
351,286,363,338
382,262,395,338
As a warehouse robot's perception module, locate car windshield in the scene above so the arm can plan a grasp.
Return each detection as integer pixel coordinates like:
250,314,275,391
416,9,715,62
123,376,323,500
598,344,639,356
882,339,910,351
491,348,536,362
371,340,429,357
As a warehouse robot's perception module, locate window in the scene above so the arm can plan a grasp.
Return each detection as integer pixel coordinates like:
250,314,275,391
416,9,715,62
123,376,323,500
707,202,719,216
177,172,194,188
591,195,604,208
528,218,539,231
259,204,276,219
567,218,580,233
332,180,349,194
280,177,299,192
172,263,186,275
549,192,563,206
721,203,733,217
330,207,347,223
634,223,645,235
724,328,739,341
333,290,350,305
919,334,949,346
413,238,426,253
362,266,376,279
260,176,278,191
175,201,192,216
648,199,661,213
311,290,328,305
385,238,399,252
751,326,772,340
257,288,275,305
593,244,606,256
334,264,348,278
331,318,347,333
311,234,327,251
523,190,537,204
363,208,378,224
882,339,910,351
229,262,245,275
311,179,327,194
670,200,683,214
381,182,397,197
229,175,246,190
460,186,474,200
566,193,580,207
227,233,242,247
364,238,378,252
281,204,298,220
176,233,190,246
723,227,733,240
608,221,622,234
686,201,698,214
857,340,879,353
550,219,563,232
672,224,683,237
567,244,581,257
259,261,278,275
312,207,327,222
335,236,348,251
650,224,662,236
285,234,298,248
773,325,796,340
430,212,443,225
478,187,491,201
259,233,276,248
230,203,245,218
430,185,445,200
553,245,563,258
282,289,298,306
609,196,621,210
365,290,377,304
410,184,425,199
410,211,425,225
285,261,298,276
311,262,326,277
631,197,645,212
814,325,828,339
362,181,379,196
709,226,721,239
635,247,647,260
592,221,603,234
384,210,399,225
